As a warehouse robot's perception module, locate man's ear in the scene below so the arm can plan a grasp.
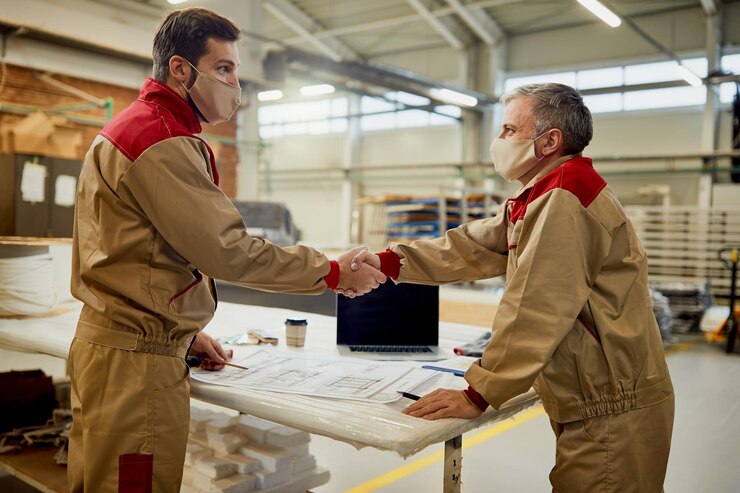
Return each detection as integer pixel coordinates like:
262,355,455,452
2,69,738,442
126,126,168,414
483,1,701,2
541,128,564,157
168,55,192,87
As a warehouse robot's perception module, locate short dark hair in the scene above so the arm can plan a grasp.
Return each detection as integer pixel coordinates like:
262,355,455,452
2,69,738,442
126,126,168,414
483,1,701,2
152,8,240,83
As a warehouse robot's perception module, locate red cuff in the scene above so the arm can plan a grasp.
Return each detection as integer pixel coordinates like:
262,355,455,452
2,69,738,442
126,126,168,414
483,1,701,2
377,249,401,280
324,260,340,290
464,386,489,412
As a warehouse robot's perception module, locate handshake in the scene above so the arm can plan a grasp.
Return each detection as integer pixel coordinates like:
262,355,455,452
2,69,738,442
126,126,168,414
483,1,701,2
334,246,385,298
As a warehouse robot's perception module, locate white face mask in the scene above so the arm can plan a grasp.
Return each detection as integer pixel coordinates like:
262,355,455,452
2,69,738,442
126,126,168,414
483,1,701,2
183,62,241,125
489,132,548,182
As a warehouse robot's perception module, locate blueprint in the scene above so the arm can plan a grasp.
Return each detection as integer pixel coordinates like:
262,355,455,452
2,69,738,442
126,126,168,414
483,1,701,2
190,347,435,403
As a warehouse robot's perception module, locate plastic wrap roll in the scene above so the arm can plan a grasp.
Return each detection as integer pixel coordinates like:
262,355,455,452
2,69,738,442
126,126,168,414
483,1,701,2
0,253,58,316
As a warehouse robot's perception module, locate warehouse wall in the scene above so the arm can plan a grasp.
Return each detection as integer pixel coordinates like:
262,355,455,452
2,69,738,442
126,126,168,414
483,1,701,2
0,63,240,197
261,125,463,244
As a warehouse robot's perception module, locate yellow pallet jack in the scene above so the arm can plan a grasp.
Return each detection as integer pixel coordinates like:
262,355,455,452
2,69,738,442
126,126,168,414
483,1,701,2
713,247,739,354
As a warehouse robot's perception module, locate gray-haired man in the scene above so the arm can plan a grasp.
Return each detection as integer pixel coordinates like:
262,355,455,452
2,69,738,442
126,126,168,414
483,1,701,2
351,83,674,492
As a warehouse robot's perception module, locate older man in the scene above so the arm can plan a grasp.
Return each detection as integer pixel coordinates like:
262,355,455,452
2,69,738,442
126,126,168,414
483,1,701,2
351,83,674,492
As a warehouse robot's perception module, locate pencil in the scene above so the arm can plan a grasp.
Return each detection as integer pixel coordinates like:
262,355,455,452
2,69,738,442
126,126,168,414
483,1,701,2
204,358,249,371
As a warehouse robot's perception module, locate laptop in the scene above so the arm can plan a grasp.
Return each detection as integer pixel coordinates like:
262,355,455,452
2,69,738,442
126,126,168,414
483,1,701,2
336,282,442,361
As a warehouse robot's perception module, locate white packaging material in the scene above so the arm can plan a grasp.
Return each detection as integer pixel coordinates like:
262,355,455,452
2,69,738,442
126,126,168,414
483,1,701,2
264,427,310,449
291,455,316,475
208,433,244,455
212,473,257,493
185,468,217,491
237,415,278,443
239,443,295,471
255,466,292,489
194,456,238,479
207,417,237,435
0,253,57,316
184,443,210,466
223,454,260,474
286,443,308,458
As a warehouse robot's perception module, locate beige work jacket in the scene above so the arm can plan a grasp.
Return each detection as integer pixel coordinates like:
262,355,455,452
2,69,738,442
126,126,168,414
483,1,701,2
71,78,331,358
393,155,673,422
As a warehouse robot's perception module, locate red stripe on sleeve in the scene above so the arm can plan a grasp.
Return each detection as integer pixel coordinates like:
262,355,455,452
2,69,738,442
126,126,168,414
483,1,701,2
377,249,401,280
324,260,340,290
464,386,489,412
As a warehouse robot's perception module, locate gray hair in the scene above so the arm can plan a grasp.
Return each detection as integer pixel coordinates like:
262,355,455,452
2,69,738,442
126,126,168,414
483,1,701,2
501,83,593,154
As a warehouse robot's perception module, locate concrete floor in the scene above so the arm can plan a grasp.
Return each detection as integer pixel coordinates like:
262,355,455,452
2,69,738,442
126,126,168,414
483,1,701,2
1,334,738,492
307,337,740,493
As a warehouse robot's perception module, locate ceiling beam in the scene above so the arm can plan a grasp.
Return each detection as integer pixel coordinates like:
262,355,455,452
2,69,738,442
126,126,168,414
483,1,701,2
282,0,525,44
445,0,503,45
406,0,465,50
263,0,358,62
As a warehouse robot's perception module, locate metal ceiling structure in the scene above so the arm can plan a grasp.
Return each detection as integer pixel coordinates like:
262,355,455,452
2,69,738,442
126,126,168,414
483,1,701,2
13,0,738,109
129,0,738,59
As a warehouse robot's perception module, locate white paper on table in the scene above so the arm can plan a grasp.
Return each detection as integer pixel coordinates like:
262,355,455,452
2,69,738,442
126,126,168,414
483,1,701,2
191,347,435,403
21,162,47,203
54,175,77,207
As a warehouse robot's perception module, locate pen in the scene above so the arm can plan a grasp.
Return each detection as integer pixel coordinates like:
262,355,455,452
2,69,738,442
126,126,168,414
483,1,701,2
421,365,465,377
397,391,421,401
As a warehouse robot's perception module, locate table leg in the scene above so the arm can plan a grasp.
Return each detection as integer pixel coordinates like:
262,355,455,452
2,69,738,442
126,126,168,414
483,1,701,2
443,434,462,493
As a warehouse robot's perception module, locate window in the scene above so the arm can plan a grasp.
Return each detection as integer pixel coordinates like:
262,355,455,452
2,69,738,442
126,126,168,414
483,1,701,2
386,91,431,106
624,60,681,85
577,67,623,90
504,72,577,93
583,93,622,113
623,86,705,111
259,89,461,139
361,96,396,114
504,56,727,115
258,97,350,138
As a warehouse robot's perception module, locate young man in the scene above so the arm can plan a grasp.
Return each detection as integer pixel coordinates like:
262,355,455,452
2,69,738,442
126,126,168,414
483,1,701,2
68,8,384,492
351,83,674,492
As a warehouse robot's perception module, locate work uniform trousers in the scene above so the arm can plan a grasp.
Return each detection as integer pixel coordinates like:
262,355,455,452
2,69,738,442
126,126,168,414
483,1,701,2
549,395,675,493
68,338,191,493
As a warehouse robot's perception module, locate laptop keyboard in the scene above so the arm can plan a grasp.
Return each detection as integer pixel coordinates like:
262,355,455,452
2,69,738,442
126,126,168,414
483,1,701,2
348,345,433,353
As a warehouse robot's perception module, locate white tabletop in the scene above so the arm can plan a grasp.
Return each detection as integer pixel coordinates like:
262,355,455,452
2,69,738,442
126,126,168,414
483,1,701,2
0,301,539,458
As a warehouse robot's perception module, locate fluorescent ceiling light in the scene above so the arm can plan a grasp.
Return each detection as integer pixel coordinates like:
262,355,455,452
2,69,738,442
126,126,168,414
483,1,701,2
167,0,189,4
299,84,335,97
577,0,622,28
257,90,284,102
429,88,478,108
675,64,703,88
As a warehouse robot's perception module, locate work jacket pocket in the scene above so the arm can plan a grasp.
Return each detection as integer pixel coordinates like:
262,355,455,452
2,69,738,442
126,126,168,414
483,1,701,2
167,270,215,323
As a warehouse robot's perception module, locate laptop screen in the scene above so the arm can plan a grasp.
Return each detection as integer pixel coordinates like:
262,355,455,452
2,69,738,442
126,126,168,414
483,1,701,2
336,282,439,346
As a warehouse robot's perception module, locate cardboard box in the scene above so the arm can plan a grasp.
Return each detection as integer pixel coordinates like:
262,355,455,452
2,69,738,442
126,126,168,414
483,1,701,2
1,112,83,159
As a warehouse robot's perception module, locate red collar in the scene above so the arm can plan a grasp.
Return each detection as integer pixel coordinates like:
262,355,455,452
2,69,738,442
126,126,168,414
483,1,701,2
137,77,202,135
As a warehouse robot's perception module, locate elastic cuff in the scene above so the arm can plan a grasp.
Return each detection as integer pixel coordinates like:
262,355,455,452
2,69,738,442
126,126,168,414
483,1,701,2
377,249,401,280
464,386,489,412
324,260,340,290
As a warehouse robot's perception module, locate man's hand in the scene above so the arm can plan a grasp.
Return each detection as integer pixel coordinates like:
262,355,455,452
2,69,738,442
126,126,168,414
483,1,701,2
191,332,230,371
349,250,381,272
402,388,483,420
336,246,386,298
